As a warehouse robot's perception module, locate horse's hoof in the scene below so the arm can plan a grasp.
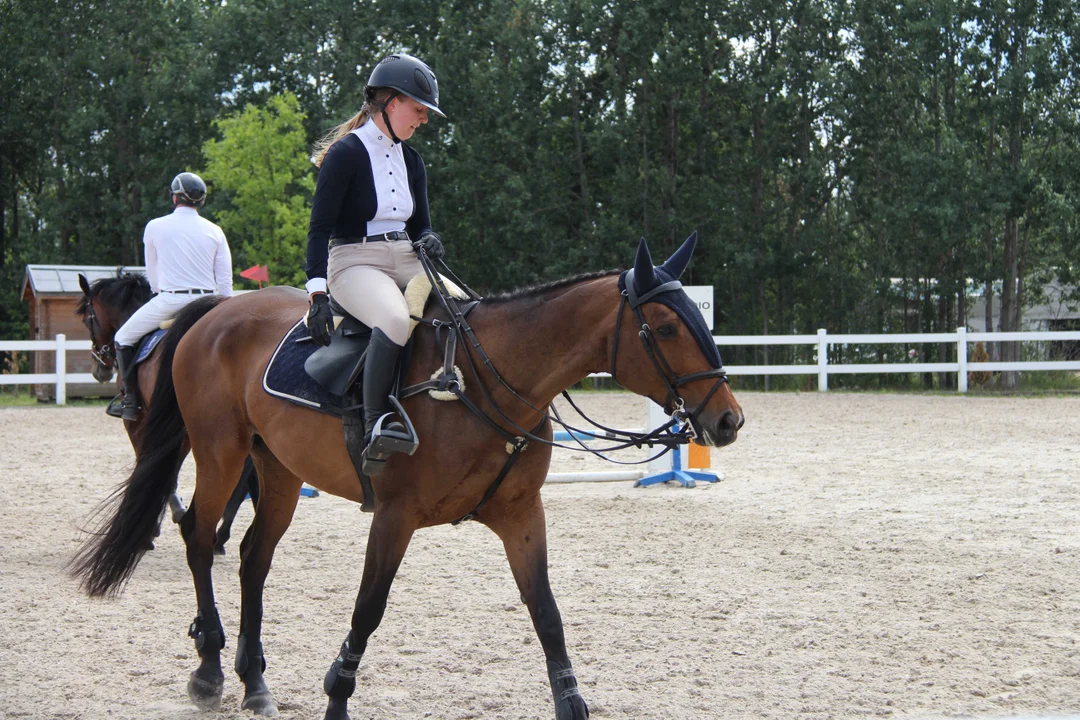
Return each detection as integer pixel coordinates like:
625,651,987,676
556,696,590,720
213,544,226,556
171,508,186,524
187,671,224,711
324,698,351,720
242,689,279,717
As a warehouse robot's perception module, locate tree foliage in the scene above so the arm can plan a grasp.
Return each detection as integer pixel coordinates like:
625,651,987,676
202,93,314,288
2,0,1078,388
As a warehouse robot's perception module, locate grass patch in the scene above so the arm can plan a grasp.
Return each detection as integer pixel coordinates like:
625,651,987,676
0,386,112,408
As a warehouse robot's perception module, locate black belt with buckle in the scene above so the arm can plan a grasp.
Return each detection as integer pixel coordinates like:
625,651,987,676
161,288,213,295
329,231,411,249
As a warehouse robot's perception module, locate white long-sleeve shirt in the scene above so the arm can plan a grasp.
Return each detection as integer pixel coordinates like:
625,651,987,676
143,206,233,296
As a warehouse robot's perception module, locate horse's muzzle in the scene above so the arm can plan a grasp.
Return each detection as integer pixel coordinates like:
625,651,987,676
700,409,743,448
92,363,115,384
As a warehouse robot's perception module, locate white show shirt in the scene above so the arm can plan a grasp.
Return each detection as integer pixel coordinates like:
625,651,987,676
144,206,233,296
351,119,414,235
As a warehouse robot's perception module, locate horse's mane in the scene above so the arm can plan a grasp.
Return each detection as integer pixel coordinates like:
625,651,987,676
75,273,152,317
484,269,622,305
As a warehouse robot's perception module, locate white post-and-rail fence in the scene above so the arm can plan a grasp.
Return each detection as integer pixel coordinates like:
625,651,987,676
717,328,1080,392
2,329,1080,405
0,336,97,405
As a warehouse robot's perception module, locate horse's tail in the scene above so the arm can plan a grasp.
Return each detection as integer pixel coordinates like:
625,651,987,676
70,296,227,598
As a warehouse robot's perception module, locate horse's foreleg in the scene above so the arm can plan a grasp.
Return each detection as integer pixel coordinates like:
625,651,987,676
180,451,246,712
234,452,301,717
489,498,590,720
323,511,415,720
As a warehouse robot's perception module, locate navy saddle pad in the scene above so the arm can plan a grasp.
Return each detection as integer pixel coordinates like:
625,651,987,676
135,329,168,365
263,320,348,416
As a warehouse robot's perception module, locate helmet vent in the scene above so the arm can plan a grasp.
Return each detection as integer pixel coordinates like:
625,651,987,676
413,69,431,94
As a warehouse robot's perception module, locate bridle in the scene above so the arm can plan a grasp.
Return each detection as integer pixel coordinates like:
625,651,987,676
83,298,116,370
610,268,730,442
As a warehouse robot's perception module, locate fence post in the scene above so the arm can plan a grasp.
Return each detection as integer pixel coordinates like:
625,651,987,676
817,328,828,392
55,334,67,406
957,327,968,394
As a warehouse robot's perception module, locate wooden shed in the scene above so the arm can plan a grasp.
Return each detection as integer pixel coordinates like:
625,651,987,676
21,264,146,400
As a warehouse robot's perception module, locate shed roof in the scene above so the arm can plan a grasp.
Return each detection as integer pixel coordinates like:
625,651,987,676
22,265,146,299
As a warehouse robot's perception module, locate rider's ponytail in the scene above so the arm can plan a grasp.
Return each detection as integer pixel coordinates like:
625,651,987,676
311,87,398,167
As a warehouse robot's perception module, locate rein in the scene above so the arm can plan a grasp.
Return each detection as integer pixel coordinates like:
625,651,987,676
404,246,728,462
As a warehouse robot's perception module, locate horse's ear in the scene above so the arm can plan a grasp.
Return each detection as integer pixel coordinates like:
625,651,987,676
78,273,91,296
660,231,698,280
633,237,657,293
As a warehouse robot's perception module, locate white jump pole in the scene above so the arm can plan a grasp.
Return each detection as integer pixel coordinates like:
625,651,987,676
546,470,648,483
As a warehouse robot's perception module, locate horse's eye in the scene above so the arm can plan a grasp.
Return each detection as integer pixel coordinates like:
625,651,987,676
656,323,678,338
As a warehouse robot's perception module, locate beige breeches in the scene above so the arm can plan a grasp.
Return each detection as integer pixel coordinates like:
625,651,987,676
328,239,424,346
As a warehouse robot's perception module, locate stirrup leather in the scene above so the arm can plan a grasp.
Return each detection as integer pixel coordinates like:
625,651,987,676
361,396,419,475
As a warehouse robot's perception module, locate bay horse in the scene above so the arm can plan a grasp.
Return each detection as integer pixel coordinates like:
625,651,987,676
75,273,256,553
72,236,744,719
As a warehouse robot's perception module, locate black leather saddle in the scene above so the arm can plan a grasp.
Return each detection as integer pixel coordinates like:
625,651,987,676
299,296,373,397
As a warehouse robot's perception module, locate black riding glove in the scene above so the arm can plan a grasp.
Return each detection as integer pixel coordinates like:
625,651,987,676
416,230,445,261
306,293,334,346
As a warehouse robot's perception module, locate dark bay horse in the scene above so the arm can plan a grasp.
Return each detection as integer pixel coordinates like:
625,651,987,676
76,273,256,553
72,236,744,719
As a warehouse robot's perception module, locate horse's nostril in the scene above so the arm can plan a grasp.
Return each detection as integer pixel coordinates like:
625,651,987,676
719,410,741,432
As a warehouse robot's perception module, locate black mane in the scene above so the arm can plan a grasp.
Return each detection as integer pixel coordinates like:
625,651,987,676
484,269,622,304
75,273,152,318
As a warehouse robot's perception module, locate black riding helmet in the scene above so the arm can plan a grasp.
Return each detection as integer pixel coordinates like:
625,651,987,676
365,54,445,119
170,172,207,207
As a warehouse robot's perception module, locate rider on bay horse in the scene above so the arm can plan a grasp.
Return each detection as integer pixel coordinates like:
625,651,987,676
113,172,234,421
304,53,446,473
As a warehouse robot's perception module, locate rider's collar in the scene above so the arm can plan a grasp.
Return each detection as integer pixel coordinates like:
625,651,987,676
355,118,397,149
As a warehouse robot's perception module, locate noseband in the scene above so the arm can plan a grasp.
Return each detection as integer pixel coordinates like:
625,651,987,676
610,268,729,440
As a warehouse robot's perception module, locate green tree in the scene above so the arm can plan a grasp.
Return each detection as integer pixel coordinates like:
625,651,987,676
201,93,315,288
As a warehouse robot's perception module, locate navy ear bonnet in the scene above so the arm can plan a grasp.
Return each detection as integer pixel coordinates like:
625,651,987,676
618,234,723,370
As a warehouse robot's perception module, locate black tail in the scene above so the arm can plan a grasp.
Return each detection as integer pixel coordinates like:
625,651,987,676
70,296,227,598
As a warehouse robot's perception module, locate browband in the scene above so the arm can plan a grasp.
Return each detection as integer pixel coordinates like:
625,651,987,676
623,269,683,309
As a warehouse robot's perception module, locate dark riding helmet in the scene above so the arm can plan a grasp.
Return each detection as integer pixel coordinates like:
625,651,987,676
170,172,207,207
366,54,445,118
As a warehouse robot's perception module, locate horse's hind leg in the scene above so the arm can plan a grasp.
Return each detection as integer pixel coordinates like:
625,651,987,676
233,448,302,717
214,455,258,555
179,439,248,712
169,492,188,524
323,509,415,720
487,496,590,720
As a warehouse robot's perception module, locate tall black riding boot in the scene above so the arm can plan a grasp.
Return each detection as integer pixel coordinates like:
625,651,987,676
361,328,407,474
115,344,139,422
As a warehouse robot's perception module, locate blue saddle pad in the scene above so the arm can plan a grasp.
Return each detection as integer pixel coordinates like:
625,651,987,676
135,329,168,365
262,320,346,416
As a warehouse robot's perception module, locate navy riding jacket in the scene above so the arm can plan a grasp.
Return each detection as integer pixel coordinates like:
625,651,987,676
305,133,431,282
